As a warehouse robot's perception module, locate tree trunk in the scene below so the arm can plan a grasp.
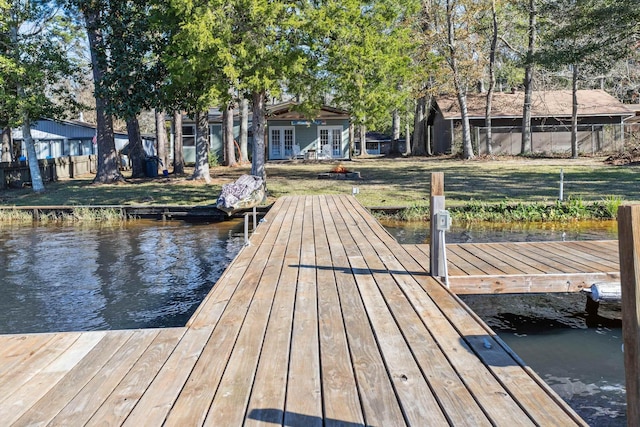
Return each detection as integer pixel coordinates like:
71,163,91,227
173,111,184,174
191,110,211,183
21,116,45,193
485,0,498,157
358,124,369,157
446,0,474,159
126,116,145,178
391,109,400,154
456,92,475,159
1,127,12,162
521,0,536,155
571,65,579,158
155,110,168,173
412,97,426,155
251,90,267,181
425,95,433,156
239,98,249,163
404,107,411,156
349,122,355,158
84,9,122,184
225,101,236,166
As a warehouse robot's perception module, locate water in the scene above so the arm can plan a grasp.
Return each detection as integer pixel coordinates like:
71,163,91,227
382,219,625,426
0,220,244,334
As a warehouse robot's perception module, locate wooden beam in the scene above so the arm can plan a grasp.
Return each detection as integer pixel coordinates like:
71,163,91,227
618,205,640,427
430,172,445,277
448,272,620,295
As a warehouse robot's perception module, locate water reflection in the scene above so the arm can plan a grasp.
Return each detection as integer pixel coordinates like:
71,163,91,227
380,219,619,244
0,220,244,334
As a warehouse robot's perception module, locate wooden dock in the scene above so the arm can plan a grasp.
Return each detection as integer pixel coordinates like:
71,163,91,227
0,195,587,426
405,240,620,294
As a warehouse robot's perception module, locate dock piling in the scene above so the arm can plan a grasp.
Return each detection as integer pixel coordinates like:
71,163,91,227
617,204,640,426
430,172,446,278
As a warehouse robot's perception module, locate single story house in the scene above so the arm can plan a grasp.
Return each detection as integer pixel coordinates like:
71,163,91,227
10,118,154,160
266,102,350,160
174,101,351,163
430,90,635,155
354,131,406,156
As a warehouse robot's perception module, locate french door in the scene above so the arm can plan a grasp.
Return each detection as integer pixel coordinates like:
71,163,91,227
318,126,343,158
269,126,295,159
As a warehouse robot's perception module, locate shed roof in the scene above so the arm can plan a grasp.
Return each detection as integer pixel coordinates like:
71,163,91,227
436,90,634,120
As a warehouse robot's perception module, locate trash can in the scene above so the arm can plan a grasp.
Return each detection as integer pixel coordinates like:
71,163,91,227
145,157,158,177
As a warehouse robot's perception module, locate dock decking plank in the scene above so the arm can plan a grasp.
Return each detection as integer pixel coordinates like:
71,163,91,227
283,195,323,426
244,197,302,426
12,330,134,427
205,197,299,426
47,329,161,426
325,196,407,426
163,197,294,426
86,328,185,426
340,196,538,426
315,196,365,426
336,197,487,426
0,332,80,402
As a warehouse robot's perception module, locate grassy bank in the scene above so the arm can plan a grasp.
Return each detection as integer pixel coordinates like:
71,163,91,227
1,156,637,222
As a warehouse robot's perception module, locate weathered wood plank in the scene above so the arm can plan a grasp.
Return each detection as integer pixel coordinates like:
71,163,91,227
462,243,532,274
314,196,364,426
447,245,491,275
489,242,580,274
85,328,185,426
0,332,80,400
325,196,407,426
0,332,106,425
204,198,298,426
523,241,613,272
340,196,534,426
0,334,58,379
448,272,619,294
618,205,640,426
162,198,294,426
47,330,161,426
571,240,619,263
541,241,618,271
337,226,481,423
244,197,302,426
283,196,323,426
12,331,134,426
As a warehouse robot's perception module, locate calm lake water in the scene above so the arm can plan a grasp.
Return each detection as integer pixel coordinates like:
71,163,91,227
0,220,244,333
382,219,625,427
0,218,624,425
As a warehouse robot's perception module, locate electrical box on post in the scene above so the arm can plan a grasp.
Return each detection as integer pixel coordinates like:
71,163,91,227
435,210,451,231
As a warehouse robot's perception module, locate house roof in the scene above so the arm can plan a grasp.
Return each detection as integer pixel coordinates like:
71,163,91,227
266,101,350,120
436,90,634,120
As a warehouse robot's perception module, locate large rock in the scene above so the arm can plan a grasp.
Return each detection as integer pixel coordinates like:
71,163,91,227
216,175,265,215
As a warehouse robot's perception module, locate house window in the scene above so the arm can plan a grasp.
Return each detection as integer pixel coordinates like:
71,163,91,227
182,125,196,147
270,126,295,159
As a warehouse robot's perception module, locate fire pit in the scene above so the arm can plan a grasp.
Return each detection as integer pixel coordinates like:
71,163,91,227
317,165,361,180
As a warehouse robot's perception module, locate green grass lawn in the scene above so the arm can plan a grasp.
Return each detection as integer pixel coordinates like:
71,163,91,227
1,156,638,209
